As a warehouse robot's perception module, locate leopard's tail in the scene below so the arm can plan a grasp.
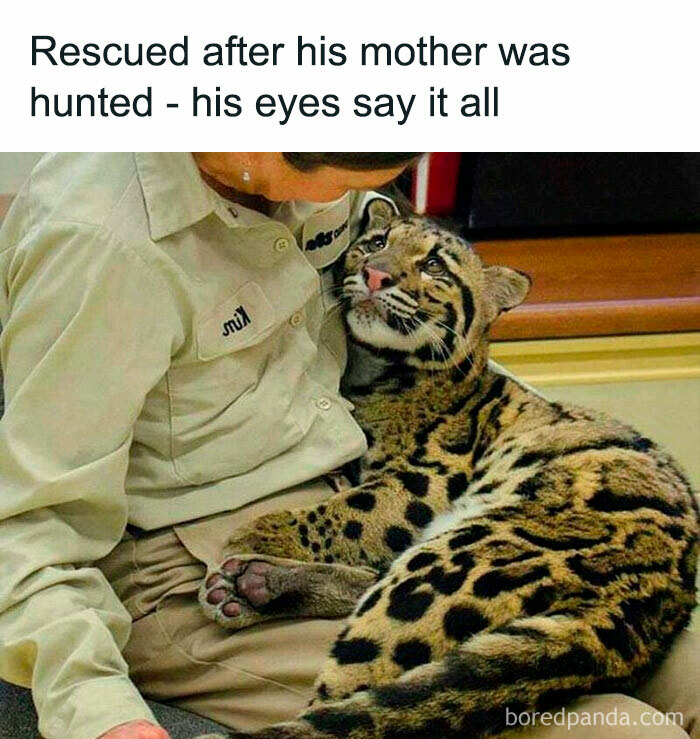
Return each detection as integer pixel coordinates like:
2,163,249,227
211,593,692,739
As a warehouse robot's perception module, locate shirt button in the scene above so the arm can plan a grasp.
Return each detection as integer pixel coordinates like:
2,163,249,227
316,397,332,411
274,237,290,253
289,311,304,327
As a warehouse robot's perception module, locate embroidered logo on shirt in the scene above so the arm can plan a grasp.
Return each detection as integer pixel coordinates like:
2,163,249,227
302,197,351,270
305,218,349,252
222,305,252,336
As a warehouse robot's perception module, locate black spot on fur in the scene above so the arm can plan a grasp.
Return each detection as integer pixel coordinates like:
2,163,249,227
387,588,434,622
346,491,377,512
443,605,489,640
447,472,469,501
298,524,308,536
440,440,473,455
664,523,685,539
595,616,637,661
522,585,558,615
473,564,551,598
588,487,684,517
385,526,413,553
679,540,699,590
450,551,475,570
451,352,476,383
407,552,439,572
307,511,317,524
331,638,380,664
392,639,432,670
305,707,375,735
356,588,382,616
396,470,430,497
512,436,662,471
448,524,491,550
405,501,434,528
631,436,654,452
515,474,545,500
491,550,540,567
343,520,363,540
426,565,468,595
514,526,613,551
619,590,672,638
443,376,507,458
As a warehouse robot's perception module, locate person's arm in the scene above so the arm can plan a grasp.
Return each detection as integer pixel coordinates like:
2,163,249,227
0,220,183,739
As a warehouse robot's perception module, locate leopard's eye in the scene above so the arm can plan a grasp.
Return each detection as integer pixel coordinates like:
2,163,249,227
367,234,386,252
423,257,446,276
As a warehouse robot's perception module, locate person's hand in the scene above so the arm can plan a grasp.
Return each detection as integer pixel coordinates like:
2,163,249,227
97,719,171,739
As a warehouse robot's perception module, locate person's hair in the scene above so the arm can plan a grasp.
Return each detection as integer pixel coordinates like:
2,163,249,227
282,152,421,172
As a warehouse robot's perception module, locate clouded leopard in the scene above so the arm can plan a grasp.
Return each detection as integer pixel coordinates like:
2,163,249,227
199,199,699,739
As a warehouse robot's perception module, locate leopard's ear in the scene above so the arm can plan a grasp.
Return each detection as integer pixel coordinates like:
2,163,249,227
483,265,531,321
364,197,396,231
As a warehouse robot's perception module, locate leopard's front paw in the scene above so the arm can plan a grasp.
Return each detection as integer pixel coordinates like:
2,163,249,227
199,553,306,630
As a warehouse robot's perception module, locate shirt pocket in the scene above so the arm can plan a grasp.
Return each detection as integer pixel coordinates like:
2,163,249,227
167,283,305,485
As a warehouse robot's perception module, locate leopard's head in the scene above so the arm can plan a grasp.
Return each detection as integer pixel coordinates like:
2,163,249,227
341,199,530,372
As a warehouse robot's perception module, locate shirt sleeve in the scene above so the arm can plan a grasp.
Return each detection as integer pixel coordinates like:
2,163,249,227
0,220,183,739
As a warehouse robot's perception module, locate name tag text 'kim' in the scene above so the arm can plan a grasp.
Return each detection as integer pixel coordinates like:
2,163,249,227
222,305,252,336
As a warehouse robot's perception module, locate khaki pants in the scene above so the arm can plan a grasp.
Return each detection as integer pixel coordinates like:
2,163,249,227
97,481,700,738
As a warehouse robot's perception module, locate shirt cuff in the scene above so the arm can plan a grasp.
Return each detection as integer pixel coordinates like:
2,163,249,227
40,675,157,739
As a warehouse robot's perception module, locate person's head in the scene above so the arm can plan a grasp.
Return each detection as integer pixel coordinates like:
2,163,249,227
192,152,420,202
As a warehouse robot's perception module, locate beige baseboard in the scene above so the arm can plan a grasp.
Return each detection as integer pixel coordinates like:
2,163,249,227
491,332,700,386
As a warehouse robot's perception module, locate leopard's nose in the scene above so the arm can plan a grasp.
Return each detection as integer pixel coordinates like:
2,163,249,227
363,266,394,293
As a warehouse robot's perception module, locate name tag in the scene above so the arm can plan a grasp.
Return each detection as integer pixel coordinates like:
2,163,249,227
221,305,252,336
302,195,351,269
197,282,275,360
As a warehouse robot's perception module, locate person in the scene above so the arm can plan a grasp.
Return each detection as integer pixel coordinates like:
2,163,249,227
0,152,697,739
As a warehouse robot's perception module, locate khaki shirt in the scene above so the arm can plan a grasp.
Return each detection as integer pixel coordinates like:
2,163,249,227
0,153,384,738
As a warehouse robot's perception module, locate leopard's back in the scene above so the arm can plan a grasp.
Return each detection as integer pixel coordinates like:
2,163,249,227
331,369,698,696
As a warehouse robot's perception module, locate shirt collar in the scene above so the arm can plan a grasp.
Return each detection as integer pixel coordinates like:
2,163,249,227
135,152,216,241
134,153,354,244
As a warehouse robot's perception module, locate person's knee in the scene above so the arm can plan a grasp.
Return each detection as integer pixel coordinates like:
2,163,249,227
635,630,700,739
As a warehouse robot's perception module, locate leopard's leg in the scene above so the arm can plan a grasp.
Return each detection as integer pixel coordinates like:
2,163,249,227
218,473,453,572
201,473,449,628
199,554,378,630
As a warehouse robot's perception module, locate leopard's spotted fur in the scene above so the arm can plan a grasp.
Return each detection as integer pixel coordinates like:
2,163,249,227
200,200,699,739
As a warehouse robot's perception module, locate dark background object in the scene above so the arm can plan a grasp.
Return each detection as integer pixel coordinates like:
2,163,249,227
451,153,700,239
